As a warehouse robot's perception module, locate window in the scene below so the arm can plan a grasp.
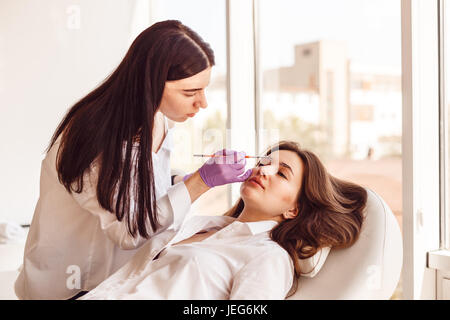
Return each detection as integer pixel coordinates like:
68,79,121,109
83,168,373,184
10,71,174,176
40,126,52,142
442,0,450,250
256,0,402,298
150,0,229,216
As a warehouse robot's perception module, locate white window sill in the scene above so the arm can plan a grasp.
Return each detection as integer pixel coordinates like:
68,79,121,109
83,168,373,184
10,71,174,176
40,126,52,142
427,250,450,271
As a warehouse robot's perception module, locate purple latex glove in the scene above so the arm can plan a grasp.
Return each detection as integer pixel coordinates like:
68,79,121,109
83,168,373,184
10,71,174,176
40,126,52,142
184,149,252,188
199,149,253,187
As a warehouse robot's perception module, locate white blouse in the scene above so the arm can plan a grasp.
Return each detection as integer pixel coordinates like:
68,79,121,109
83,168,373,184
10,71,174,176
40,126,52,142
14,116,190,300
80,216,295,300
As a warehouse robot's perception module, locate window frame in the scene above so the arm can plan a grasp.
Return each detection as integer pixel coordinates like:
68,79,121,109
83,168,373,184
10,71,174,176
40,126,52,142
402,0,447,300
226,0,257,204
439,0,450,254
427,0,450,300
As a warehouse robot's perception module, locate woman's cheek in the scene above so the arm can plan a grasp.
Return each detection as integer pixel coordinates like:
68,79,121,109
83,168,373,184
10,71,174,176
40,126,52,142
240,183,256,198
278,185,296,203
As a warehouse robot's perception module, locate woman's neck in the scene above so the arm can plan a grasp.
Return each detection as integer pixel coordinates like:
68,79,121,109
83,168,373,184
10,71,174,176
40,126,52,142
236,207,282,223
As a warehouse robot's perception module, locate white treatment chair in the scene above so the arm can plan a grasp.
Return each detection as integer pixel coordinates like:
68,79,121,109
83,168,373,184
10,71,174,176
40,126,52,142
287,188,403,300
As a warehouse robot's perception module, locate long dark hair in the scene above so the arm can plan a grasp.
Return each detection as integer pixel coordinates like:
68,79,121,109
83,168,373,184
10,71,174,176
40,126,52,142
48,20,215,238
225,141,367,296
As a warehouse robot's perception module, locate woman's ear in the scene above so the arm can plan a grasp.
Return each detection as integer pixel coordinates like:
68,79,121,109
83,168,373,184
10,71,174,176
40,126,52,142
282,207,299,220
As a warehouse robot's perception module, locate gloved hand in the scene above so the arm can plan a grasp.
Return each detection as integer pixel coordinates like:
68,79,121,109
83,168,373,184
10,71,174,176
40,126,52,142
183,149,252,188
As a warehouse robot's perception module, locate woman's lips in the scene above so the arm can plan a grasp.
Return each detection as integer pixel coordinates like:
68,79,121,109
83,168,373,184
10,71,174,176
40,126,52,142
187,113,196,117
249,178,264,190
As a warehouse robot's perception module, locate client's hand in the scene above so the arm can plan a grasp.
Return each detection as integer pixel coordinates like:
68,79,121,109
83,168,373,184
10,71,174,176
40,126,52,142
184,149,252,188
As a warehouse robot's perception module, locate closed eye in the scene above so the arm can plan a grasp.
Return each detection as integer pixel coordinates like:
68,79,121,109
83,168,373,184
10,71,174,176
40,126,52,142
278,171,287,179
183,89,202,97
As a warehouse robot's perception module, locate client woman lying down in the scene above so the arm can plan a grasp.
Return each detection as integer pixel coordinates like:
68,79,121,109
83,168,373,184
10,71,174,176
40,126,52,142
80,141,367,299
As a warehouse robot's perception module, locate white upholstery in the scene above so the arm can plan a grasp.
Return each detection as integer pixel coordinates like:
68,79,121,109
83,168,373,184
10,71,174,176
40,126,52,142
287,188,402,300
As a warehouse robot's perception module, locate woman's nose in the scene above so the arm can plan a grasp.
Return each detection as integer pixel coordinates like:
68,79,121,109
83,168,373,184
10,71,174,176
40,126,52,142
195,91,208,109
257,165,277,177
253,166,267,177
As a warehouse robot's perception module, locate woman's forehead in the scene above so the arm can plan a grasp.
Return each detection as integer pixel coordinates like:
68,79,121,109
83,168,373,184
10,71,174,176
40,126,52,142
165,67,212,89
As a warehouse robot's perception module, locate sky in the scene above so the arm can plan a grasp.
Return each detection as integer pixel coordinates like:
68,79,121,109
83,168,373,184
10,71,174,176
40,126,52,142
259,0,401,70
149,0,401,73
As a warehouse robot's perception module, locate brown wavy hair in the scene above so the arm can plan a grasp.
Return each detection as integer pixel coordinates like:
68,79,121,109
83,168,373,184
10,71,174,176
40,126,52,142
225,141,367,296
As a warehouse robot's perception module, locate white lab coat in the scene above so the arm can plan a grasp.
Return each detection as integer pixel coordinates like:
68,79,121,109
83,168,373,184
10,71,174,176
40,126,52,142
14,117,192,300
80,216,294,300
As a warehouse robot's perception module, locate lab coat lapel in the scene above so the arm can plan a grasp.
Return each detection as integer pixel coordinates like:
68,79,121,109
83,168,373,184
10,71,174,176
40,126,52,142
165,215,235,247
139,216,235,264
129,229,178,264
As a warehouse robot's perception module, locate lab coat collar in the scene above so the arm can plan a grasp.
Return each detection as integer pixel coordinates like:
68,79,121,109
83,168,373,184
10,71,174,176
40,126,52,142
180,215,278,237
184,215,235,231
244,220,279,235
159,115,174,152
168,216,278,249
167,215,234,246
140,116,174,153
159,127,174,152
200,216,279,235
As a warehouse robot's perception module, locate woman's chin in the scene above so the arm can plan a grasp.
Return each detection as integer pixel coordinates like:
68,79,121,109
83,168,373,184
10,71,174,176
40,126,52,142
162,113,187,122
240,184,260,199
173,116,188,122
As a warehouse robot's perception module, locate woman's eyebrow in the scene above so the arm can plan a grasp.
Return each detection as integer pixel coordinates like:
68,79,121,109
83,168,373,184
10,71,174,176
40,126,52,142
279,162,294,176
182,88,202,92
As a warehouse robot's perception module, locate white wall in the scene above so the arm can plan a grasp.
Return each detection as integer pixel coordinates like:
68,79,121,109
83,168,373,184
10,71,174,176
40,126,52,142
0,0,140,224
